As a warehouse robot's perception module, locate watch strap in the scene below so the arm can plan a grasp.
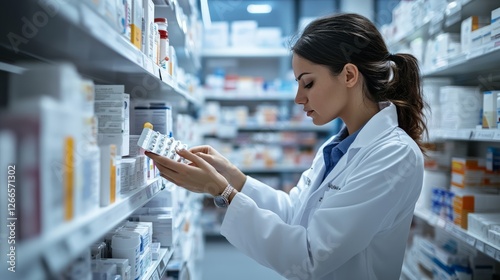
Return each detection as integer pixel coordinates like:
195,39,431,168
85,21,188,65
220,184,234,201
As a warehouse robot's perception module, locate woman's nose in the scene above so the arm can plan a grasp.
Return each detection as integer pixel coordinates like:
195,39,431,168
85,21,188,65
294,89,306,105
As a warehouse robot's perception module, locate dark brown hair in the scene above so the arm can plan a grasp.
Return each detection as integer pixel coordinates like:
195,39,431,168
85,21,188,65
292,13,427,152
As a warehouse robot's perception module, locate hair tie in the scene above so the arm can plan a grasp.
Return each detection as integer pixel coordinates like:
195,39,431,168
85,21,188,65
388,53,396,60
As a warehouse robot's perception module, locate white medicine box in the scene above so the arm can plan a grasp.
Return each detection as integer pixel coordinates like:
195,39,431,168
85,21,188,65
491,7,500,42
203,21,229,48
231,20,258,47
256,27,282,48
461,16,490,52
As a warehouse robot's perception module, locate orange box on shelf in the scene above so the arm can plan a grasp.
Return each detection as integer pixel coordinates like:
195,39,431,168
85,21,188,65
451,157,485,188
452,193,500,229
453,195,474,228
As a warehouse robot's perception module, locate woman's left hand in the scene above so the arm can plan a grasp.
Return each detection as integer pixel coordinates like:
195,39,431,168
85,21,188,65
145,148,228,196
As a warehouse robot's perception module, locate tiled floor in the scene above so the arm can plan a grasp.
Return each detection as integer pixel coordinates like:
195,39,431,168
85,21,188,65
201,236,284,280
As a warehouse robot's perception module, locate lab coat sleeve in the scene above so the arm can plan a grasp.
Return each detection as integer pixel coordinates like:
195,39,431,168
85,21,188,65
220,141,422,279
240,170,309,223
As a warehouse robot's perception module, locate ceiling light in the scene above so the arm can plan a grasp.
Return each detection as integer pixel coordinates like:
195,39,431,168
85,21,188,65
247,4,272,14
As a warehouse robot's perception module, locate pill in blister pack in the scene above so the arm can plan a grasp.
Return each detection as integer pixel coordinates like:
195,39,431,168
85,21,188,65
137,122,190,164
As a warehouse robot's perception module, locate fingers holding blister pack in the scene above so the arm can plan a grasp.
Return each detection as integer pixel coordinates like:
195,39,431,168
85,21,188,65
137,122,191,164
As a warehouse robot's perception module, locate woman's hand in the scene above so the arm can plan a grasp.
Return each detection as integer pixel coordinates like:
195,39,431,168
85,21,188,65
145,148,228,196
189,145,246,191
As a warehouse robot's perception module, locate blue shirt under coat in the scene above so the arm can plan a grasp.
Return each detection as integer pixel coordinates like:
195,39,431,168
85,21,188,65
321,126,361,182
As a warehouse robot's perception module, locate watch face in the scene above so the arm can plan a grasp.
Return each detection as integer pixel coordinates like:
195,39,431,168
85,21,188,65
214,196,229,208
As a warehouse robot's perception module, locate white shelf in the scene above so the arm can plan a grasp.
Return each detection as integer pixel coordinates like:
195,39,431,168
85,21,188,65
428,128,500,142
239,123,333,132
414,208,500,262
141,248,175,280
203,91,296,101
16,178,163,279
443,0,500,32
422,41,500,78
201,47,291,58
240,165,309,173
388,19,431,49
389,0,500,51
400,262,419,280
0,0,197,105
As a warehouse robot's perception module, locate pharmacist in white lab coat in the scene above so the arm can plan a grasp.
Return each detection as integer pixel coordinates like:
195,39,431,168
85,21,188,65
147,13,426,280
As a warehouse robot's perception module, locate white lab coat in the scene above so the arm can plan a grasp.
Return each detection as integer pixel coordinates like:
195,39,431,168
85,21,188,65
220,102,424,280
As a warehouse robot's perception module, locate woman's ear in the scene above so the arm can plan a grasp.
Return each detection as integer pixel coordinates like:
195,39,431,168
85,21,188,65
343,63,359,88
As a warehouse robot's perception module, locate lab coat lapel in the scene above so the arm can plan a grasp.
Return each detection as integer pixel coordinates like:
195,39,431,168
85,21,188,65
313,102,398,192
317,147,359,189
306,155,326,194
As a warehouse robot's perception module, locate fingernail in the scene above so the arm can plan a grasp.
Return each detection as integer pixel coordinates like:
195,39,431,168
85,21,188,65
176,144,187,153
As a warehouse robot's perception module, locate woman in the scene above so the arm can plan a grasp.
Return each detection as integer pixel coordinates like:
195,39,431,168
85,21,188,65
146,13,426,280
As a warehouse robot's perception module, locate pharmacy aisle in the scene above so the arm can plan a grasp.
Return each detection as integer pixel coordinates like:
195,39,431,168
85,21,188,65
201,237,283,280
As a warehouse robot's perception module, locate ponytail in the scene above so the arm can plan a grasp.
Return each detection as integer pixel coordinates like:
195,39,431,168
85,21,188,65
387,53,428,153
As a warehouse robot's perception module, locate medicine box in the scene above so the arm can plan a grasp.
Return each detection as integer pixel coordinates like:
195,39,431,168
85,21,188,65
130,0,142,49
95,85,130,156
482,91,499,128
453,193,500,229
451,157,485,188
467,213,500,239
203,21,229,48
461,16,490,52
142,0,155,58
491,7,500,42
231,20,258,47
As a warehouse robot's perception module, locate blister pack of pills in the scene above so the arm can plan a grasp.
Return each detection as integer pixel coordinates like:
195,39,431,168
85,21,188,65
137,122,189,163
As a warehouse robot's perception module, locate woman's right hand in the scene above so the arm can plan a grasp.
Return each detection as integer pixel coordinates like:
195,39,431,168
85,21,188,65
189,145,247,191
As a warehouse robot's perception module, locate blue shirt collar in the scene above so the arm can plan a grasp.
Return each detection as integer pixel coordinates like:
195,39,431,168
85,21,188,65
336,127,360,154
329,126,360,152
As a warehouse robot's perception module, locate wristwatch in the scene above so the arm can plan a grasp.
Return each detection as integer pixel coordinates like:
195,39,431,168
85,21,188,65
213,184,235,208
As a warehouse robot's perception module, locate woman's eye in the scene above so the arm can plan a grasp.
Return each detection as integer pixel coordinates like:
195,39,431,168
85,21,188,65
304,82,313,89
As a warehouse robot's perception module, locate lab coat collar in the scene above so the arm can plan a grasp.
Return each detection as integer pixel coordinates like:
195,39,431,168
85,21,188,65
299,102,400,222
349,101,398,149
317,102,398,186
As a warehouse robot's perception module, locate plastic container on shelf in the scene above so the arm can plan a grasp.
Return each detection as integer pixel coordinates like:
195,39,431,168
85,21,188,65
112,232,141,280
159,30,170,68
155,18,168,32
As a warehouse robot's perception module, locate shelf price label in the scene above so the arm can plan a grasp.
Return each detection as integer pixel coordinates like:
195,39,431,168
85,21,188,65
445,222,472,245
492,130,500,141
484,245,496,258
475,240,485,251
464,235,476,247
130,190,145,206
143,54,156,76
473,130,495,140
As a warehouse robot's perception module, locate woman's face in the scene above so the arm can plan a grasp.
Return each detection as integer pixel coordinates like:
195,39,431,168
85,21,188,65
292,54,348,126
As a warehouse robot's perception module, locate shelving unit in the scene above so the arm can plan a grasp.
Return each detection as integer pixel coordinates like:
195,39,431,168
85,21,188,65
429,128,500,142
387,0,500,278
0,1,203,279
14,178,161,280
142,248,175,280
414,208,500,262
201,47,290,58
